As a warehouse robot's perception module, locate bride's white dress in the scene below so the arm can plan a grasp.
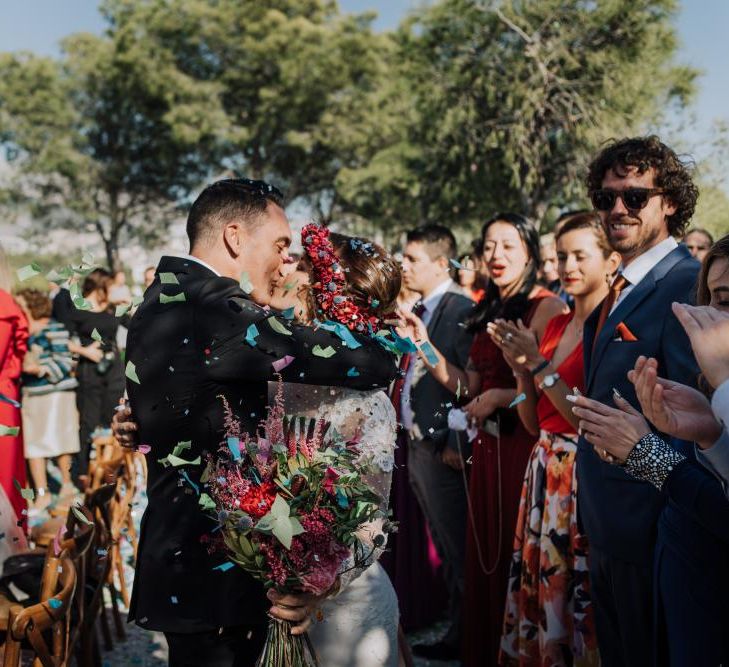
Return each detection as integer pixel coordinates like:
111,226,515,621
276,383,399,667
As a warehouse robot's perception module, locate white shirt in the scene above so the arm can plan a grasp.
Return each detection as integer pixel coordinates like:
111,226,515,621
610,236,679,314
174,253,222,278
401,279,453,431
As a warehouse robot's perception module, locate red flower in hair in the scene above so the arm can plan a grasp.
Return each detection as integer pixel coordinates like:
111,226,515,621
302,224,383,333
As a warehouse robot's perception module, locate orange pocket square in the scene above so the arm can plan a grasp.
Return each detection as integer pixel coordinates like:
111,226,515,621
614,322,638,341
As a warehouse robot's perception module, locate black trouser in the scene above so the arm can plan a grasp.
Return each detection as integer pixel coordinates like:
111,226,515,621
588,544,654,667
407,435,467,648
73,358,125,480
165,625,267,667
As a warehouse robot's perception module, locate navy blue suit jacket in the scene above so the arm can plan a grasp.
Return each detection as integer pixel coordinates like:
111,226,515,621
576,245,700,565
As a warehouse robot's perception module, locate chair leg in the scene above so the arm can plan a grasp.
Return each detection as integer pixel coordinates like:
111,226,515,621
3,608,22,667
109,580,126,641
98,602,113,652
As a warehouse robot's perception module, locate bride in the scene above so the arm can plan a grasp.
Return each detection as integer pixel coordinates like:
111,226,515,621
114,224,405,667
267,224,402,667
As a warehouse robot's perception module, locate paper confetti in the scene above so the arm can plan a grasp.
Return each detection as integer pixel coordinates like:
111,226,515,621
160,292,186,304
420,341,439,366
158,453,201,468
240,272,254,294
318,321,361,349
116,303,132,317
227,436,242,461
449,258,475,271
245,324,259,347
268,317,292,336
91,328,102,342
213,561,235,572
272,355,295,372
125,361,140,384
71,505,94,526
281,307,295,320
0,393,21,408
347,367,360,377
17,263,42,282
199,493,217,511
0,425,20,436
48,598,62,610
172,440,192,457
159,272,179,285
509,392,527,408
312,344,336,358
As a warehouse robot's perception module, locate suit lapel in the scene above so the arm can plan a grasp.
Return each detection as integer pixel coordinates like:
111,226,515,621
586,246,689,390
427,291,453,337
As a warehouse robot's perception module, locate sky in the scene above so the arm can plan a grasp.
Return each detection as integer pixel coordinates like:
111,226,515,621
0,0,727,155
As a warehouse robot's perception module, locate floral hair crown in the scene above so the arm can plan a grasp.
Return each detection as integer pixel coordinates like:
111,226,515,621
301,223,383,334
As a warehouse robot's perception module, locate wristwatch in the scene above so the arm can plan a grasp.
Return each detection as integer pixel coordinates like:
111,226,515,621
538,371,561,390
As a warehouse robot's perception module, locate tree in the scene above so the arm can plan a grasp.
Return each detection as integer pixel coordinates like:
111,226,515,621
339,0,698,234
0,13,224,270
121,0,388,224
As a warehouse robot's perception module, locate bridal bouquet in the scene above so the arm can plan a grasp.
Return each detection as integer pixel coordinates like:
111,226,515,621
200,385,385,666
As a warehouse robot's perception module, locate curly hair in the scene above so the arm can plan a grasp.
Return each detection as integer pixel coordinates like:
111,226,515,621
586,136,699,238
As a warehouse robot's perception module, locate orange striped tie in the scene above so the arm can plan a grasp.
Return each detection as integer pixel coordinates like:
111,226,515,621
592,274,629,353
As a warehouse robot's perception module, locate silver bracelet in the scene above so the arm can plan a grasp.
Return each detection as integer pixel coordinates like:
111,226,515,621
624,432,686,490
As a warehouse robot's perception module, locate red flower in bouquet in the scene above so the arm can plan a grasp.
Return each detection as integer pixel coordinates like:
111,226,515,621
239,480,278,519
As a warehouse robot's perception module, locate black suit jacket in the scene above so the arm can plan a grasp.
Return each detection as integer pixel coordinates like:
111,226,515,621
125,256,397,633
576,245,700,564
408,285,474,447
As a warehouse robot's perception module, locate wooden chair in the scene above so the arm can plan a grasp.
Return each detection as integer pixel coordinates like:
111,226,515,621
1,556,77,667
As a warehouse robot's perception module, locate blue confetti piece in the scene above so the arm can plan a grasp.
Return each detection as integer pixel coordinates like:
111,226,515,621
336,489,349,508
390,330,418,353
48,598,62,609
318,320,361,349
180,469,199,495
281,307,295,320
0,393,21,408
245,324,259,347
171,595,178,604
347,367,360,377
227,436,241,461
509,392,527,408
214,561,236,572
420,341,439,366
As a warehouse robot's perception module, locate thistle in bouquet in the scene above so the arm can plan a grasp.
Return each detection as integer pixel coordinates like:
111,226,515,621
200,384,386,666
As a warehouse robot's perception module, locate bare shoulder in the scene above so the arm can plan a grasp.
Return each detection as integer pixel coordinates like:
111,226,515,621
531,296,569,337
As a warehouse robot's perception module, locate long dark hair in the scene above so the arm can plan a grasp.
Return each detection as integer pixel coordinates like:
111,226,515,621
466,213,540,332
697,233,729,306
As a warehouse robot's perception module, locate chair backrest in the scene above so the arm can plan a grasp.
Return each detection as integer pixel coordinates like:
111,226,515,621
3,556,76,667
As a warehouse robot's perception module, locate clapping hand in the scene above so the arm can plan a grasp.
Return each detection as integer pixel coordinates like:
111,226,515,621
487,319,542,371
569,391,651,464
672,303,729,389
112,398,140,449
397,308,428,345
628,355,722,449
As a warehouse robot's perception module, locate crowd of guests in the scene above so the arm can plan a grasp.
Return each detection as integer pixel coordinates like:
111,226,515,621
389,135,729,667
1,133,728,666
0,261,151,524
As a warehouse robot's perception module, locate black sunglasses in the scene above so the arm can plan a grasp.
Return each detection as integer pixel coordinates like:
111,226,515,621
589,187,664,212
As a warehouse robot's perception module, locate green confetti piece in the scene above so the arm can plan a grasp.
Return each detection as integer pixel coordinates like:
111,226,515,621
20,487,35,501
240,272,254,294
267,317,292,336
0,424,20,436
160,292,186,304
159,272,179,285
172,440,192,457
46,266,74,282
91,328,102,342
125,361,140,384
116,303,131,317
17,263,42,282
71,505,94,526
158,453,201,468
312,344,336,358
199,493,216,511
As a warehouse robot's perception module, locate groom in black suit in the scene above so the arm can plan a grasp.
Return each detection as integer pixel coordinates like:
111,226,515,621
121,179,397,666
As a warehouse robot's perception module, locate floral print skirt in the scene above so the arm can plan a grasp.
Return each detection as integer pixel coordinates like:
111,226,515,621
500,432,599,666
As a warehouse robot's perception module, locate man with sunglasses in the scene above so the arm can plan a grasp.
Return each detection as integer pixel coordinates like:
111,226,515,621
576,136,701,666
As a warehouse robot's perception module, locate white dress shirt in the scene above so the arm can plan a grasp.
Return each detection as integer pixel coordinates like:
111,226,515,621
400,279,453,431
610,236,679,314
174,253,222,278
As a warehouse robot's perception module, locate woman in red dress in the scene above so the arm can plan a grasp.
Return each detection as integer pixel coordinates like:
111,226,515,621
490,213,620,665
401,213,566,665
0,257,29,523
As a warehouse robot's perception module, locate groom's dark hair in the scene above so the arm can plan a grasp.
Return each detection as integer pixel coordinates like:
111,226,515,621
187,178,285,248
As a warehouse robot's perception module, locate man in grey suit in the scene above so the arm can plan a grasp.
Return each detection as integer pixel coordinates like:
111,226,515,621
399,225,474,661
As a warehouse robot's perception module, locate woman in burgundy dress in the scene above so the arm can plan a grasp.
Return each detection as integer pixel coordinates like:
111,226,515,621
490,213,620,665
401,213,566,665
